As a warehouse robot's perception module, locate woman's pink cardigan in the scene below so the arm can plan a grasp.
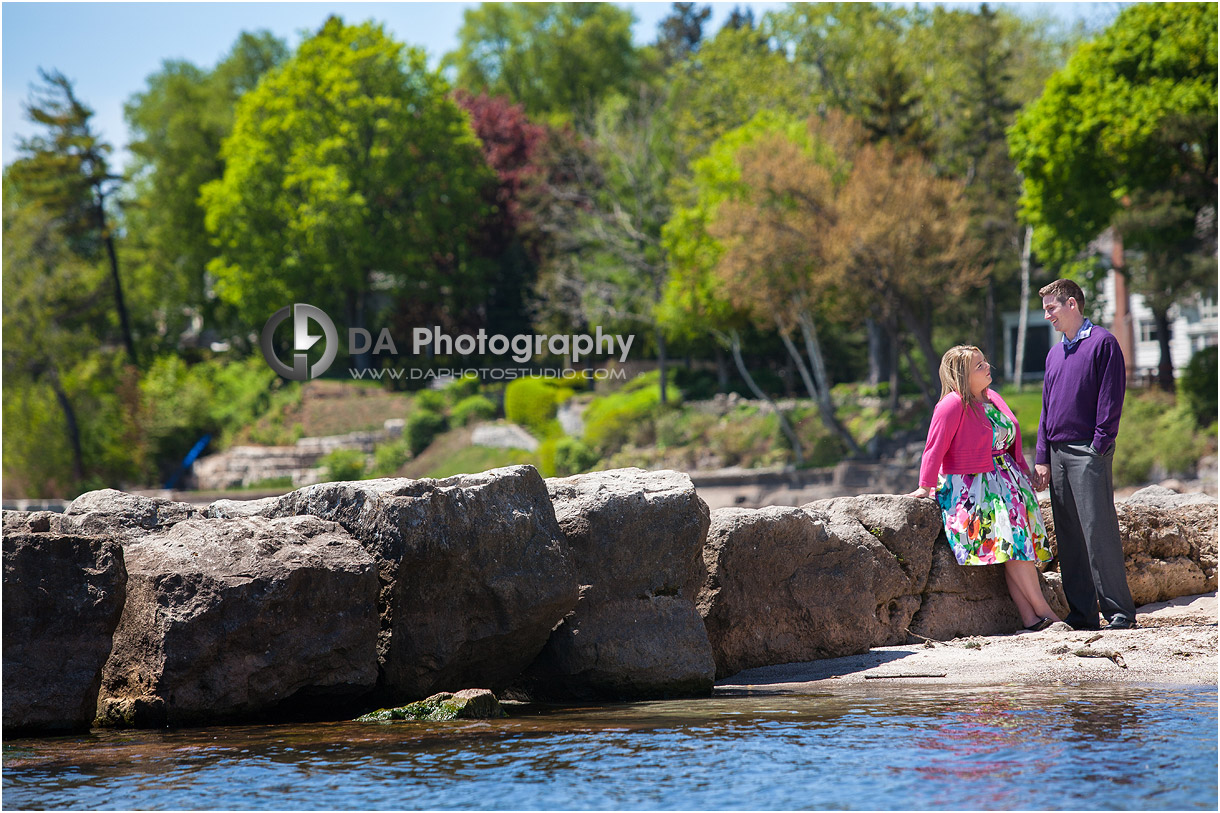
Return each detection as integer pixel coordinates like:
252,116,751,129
918,389,1029,489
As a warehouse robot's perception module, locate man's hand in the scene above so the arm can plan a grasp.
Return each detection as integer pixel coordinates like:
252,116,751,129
1033,464,1050,491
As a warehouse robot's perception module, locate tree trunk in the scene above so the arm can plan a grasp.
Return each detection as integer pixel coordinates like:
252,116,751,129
983,278,997,377
866,317,888,386
898,305,942,406
1152,305,1175,392
901,342,939,410
348,288,369,373
776,318,819,401
887,321,901,414
96,199,137,369
721,330,803,466
47,365,85,484
797,311,864,458
1013,225,1033,392
714,344,729,393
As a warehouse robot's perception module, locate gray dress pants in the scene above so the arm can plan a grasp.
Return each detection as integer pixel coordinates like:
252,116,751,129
1048,441,1136,627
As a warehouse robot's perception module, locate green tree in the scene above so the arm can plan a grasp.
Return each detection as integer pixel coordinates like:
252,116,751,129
832,126,984,406
932,4,1024,369
200,17,492,355
708,115,863,456
554,88,680,402
655,2,712,68
8,70,138,367
2,186,106,488
122,31,288,353
659,110,801,358
767,3,914,118
444,2,639,121
1010,2,1217,387
664,19,805,175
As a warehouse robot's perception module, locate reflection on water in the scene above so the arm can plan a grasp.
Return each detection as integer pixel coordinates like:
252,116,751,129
4,685,1215,810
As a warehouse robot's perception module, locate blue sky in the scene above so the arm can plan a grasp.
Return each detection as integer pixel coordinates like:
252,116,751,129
1,1,1116,171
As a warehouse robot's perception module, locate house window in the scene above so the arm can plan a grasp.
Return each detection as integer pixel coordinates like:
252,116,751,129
1139,320,1171,344
1199,298,1218,320
1191,333,1217,352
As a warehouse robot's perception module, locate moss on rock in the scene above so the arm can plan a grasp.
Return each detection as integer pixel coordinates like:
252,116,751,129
357,689,505,722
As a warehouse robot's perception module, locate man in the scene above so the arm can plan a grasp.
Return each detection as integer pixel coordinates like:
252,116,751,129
1032,279,1136,630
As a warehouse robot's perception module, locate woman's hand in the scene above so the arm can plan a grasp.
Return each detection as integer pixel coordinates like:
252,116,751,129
906,486,932,499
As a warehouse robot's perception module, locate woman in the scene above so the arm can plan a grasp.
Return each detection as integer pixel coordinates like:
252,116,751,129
908,345,1060,631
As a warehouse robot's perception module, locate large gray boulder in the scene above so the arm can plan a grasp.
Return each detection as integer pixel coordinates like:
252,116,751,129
2,523,127,732
65,488,200,536
528,468,715,698
808,495,941,592
1040,489,1217,607
1116,501,1210,606
1124,486,1217,591
258,466,579,700
698,498,925,678
897,494,1060,640
94,515,379,727
908,538,1035,640
810,494,942,640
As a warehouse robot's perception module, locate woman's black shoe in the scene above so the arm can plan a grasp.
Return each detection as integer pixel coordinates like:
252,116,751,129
1025,617,1054,632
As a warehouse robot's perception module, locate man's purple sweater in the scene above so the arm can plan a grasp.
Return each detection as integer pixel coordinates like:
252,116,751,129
1035,325,1127,465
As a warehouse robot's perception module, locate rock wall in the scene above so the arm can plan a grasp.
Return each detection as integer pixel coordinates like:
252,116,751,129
697,486,1213,675
2,529,126,732
3,471,1213,734
524,468,715,698
1040,486,1217,607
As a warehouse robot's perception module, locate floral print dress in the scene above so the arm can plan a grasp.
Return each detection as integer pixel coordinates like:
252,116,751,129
935,403,1051,566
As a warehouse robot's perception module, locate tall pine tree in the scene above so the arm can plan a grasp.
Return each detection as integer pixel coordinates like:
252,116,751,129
10,70,137,367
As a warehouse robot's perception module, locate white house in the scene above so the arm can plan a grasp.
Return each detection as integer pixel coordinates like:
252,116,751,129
1002,271,1218,384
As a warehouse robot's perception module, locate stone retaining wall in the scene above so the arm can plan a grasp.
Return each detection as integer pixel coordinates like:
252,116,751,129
3,469,1213,734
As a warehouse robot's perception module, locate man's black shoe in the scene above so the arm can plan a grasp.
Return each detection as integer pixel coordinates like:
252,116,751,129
1064,617,1101,631
1105,617,1137,630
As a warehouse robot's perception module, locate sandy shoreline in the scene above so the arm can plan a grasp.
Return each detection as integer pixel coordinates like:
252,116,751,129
716,592,1218,694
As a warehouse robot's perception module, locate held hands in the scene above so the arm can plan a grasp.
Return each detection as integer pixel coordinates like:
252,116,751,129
1032,464,1050,492
906,486,932,499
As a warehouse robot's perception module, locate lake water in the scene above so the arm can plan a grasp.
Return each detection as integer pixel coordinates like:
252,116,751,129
4,684,1216,810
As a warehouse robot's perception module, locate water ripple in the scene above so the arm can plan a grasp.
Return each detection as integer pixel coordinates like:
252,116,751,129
3,685,1215,810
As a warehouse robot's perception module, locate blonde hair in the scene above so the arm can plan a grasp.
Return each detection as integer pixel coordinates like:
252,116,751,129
939,345,986,406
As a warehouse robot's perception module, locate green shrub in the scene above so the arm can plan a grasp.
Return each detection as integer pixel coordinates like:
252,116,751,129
551,436,599,477
140,354,291,474
1113,391,1213,486
582,380,663,454
706,408,781,467
414,388,447,414
2,377,78,497
504,378,573,437
444,372,482,404
793,408,850,468
1180,345,1218,427
654,408,717,449
371,439,412,476
406,408,448,456
451,394,497,426
321,448,366,481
